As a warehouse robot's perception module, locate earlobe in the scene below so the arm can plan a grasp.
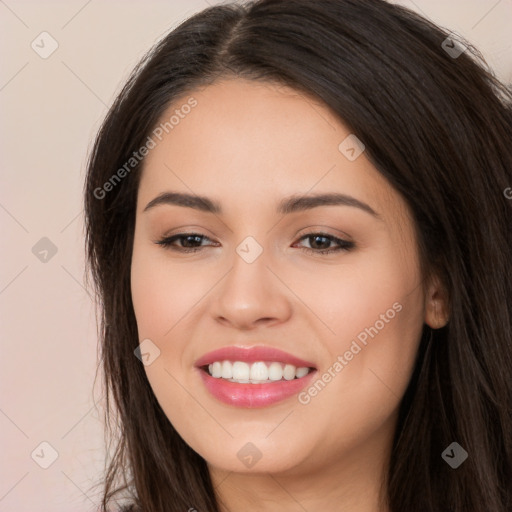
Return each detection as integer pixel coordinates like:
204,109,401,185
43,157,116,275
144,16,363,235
424,277,450,329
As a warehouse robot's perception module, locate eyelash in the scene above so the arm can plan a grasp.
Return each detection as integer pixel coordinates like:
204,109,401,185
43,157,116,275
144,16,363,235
155,232,354,256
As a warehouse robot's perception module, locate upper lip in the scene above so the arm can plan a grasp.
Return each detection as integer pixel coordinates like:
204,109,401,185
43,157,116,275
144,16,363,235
195,345,317,369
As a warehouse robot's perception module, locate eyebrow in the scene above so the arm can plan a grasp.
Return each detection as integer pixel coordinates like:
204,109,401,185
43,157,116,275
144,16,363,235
143,191,380,218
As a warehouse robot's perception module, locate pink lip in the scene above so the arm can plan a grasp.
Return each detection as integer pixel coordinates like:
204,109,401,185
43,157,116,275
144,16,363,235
195,345,317,408
194,345,316,368
198,369,317,408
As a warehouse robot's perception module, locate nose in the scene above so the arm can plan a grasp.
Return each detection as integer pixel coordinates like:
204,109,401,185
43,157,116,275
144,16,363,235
211,245,292,331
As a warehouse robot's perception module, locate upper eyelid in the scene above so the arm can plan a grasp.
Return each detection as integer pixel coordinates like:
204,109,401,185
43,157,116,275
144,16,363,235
159,224,352,240
159,231,348,240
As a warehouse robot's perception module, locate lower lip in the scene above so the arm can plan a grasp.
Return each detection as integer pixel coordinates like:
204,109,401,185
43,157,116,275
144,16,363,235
198,368,317,408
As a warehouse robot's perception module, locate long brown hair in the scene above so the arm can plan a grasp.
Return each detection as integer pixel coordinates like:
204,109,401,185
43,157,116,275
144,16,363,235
84,1,512,510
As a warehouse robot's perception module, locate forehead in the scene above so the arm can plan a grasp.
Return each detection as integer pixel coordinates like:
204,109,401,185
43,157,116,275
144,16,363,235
136,78,403,223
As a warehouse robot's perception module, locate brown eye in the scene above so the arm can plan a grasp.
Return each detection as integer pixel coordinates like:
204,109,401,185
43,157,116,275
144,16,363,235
156,233,216,253
155,231,354,255
294,232,354,255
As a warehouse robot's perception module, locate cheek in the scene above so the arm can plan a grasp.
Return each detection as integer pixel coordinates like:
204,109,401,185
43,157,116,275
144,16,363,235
130,243,196,401
130,245,210,431
284,244,423,353
305,244,425,415
130,244,208,340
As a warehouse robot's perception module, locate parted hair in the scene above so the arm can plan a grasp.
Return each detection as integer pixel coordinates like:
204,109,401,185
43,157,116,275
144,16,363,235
84,1,512,511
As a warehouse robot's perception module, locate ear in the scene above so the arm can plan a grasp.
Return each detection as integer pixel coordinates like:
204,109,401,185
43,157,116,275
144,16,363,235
424,274,450,329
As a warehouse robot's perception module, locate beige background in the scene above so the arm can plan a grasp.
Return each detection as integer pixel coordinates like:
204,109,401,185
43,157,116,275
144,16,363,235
1,1,510,510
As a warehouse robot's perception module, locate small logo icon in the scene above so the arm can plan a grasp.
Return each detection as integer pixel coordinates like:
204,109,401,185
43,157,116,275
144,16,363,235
32,237,58,263
236,236,263,264
441,442,468,469
134,338,161,366
31,441,59,469
237,442,262,468
31,32,59,59
442,34,467,59
338,134,365,161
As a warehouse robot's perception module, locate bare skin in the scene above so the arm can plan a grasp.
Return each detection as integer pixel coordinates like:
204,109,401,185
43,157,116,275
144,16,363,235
130,78,448,512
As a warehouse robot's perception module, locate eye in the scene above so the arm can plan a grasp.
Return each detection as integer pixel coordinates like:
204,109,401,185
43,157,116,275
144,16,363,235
155,233,216,253
155,231,354,255
293,232,354,255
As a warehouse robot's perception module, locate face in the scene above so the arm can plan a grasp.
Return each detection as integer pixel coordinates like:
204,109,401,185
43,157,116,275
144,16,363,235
130,78,438,478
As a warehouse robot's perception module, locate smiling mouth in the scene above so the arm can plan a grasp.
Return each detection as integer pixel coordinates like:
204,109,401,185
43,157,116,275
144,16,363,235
195,345,318,407
201,360,315,384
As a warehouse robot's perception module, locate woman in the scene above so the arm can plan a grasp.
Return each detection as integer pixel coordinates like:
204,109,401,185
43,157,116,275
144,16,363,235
84,0,512,511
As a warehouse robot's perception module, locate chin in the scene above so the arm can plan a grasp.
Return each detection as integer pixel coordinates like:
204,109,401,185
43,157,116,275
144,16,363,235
191,432,313,475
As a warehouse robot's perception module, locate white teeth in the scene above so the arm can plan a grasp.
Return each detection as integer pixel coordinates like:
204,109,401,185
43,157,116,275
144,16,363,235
206,360,312,382
221,360,233,379
250,361,268,381
232,361,250,380
283,364,296,381
295,367,309,378
211,361,222,378
268,362,283,381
